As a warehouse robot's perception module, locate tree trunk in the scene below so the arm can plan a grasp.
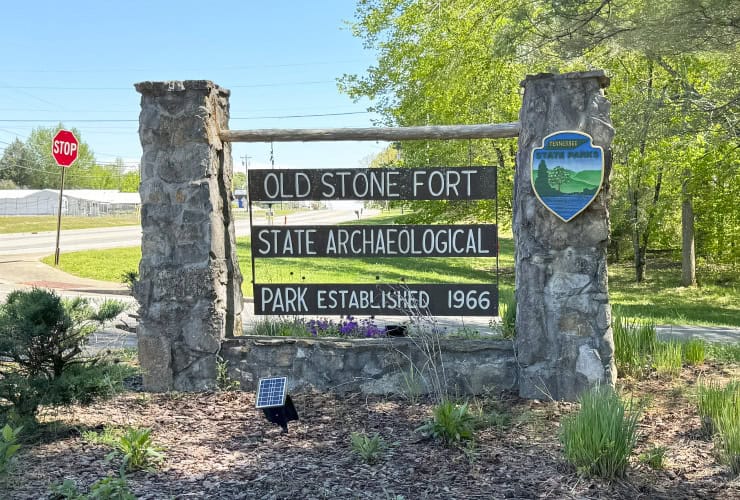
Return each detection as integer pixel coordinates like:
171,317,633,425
681,170,697,286
630,188,645,282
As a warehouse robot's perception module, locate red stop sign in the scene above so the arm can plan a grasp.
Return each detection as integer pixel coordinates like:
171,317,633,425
52,129,79,167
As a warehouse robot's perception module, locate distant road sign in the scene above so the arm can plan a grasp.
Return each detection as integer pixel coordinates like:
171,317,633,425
52,130,79,167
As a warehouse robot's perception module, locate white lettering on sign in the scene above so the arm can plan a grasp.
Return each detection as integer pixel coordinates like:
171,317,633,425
260,286,308,313
320,170,401,198
315,288,431,311
413,169,475,197
53,140,78,157
256,228,317,256
262,172,311,199
320,227,489,256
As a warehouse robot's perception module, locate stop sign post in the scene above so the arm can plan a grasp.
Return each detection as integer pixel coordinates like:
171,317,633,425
52,129,79,265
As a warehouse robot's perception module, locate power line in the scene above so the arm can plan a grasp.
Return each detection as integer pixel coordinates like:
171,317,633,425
1,59,367,74
0,80,336,91
0,111,370,123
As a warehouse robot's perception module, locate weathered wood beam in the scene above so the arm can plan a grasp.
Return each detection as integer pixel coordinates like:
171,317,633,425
220,122,521,143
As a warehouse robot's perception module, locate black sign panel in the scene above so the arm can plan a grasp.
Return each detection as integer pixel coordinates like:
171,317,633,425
248,167,496,201
251,224,498,258
253,283,498,316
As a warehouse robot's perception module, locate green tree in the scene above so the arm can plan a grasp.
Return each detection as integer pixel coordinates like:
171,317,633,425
0,139,34,188
340,0,525,225
343,0,739,282
20,125,96,189
549,166,571,193
120,170,140,193
533,159,556,196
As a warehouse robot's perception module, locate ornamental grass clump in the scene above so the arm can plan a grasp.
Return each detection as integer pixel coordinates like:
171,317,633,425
559,385,641,479
653,340,683,377
714,403,740,475
612,312,656,379
696,379,739,437
697,378,740,473
682,339,706,365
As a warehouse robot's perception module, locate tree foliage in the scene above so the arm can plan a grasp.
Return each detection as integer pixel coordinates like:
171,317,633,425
342,0,739,276
0,126,139,191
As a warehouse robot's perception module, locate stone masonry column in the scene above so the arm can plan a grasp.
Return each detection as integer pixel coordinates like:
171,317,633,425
134,80,243,391
514,71,616,401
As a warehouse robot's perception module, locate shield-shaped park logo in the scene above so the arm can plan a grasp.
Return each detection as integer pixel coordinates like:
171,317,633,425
531,131,605,223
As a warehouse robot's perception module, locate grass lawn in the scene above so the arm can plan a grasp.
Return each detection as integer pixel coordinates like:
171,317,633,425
0,214,141,233
42,222,739,326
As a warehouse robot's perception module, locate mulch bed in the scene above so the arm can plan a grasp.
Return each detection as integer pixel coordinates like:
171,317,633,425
3,365,739,499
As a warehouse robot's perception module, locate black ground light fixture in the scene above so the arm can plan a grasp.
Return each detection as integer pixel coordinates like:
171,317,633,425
255,376,299,433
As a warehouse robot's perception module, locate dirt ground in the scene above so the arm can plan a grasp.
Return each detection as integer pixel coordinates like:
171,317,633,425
3,363,740,500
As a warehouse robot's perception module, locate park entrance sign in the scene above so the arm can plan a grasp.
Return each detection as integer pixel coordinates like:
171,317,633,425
248,167,498,316
134,72,616,401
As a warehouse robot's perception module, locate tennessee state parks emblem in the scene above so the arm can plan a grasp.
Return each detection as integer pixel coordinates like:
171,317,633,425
531,131,605,223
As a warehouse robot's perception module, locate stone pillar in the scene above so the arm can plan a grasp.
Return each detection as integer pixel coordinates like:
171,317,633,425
513,71,616,401
134,80,243,391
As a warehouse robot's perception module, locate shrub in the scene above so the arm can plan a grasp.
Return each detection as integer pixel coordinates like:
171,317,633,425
682,339,706,365
350,432,386,464
559,385,641,479
416,401,476,445
0,288,128,422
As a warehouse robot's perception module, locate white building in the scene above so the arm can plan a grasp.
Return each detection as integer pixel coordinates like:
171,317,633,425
0,189,140,216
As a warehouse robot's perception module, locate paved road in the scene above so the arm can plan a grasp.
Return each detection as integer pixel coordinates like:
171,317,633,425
0,209,373,257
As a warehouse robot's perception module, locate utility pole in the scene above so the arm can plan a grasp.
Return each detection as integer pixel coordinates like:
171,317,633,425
240,155,250,209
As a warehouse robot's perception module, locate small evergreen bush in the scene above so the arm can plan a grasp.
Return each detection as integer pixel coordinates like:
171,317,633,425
559,385,641,479
0,288,128,423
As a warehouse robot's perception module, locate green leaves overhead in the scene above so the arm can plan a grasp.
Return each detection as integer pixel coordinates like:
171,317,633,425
342,0,739,268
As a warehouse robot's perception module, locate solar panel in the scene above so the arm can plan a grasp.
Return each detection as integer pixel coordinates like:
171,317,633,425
255,377,287,409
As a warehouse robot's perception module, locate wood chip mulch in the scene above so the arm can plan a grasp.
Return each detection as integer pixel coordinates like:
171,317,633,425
3,365,740,499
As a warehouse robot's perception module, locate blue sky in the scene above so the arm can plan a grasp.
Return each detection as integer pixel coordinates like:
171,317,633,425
0,1,385,174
